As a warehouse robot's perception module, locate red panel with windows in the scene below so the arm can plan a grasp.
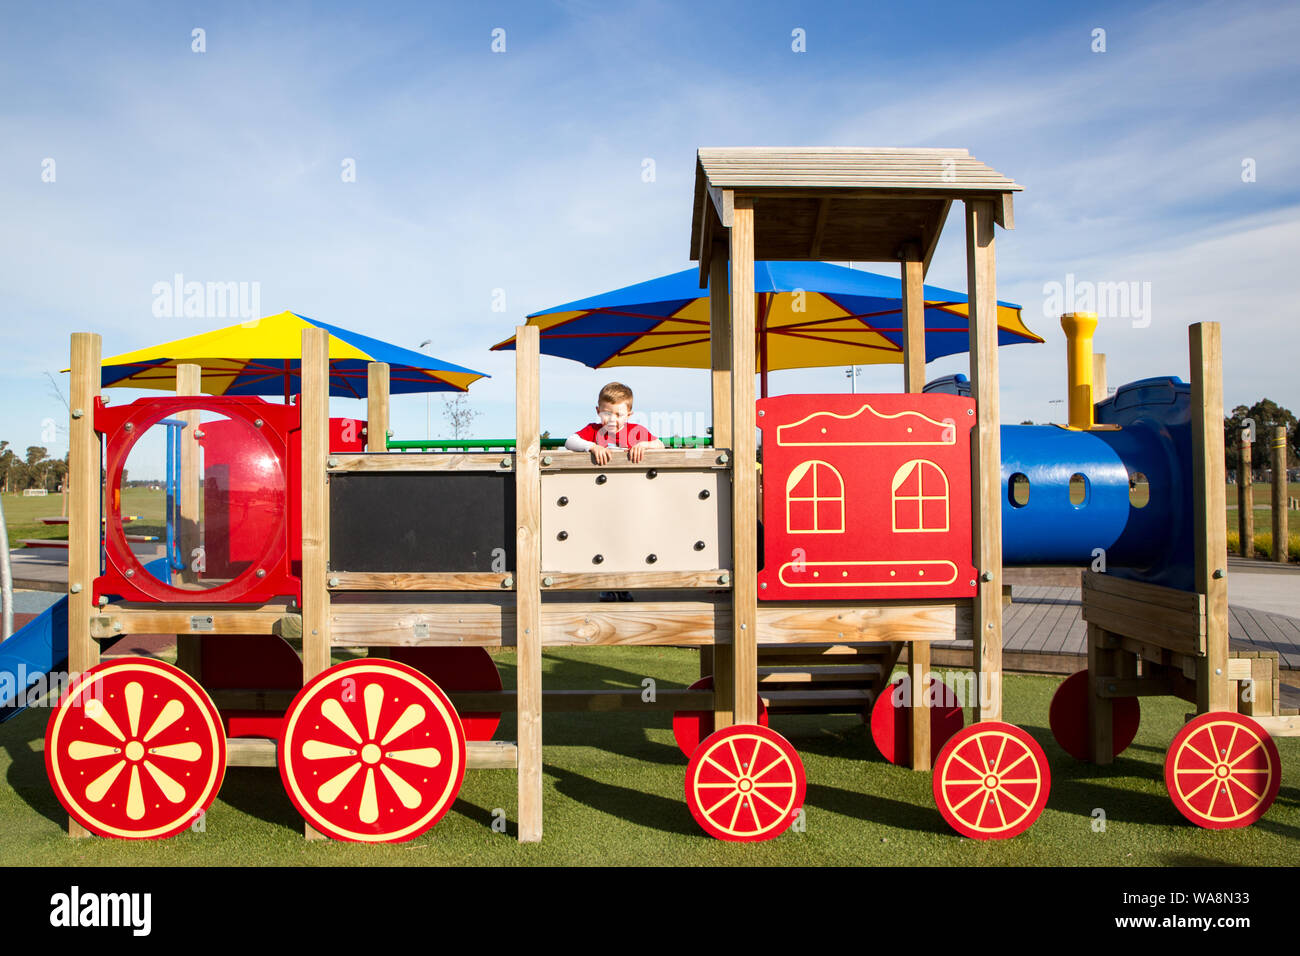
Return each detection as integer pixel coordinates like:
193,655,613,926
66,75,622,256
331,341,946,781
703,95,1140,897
757,394,977,601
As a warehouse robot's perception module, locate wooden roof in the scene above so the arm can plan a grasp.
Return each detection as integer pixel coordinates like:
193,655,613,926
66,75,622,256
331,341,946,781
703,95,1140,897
690,147,1021,274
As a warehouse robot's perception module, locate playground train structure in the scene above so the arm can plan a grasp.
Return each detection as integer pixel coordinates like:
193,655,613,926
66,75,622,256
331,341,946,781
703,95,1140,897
20,148,1295,843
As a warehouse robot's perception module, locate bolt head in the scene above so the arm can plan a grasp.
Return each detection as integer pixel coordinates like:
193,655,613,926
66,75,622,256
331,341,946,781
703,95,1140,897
542,455,553,466
500,457,511,468
254,418,263,427
255,568,266,578
70,583,83,593
71,408,84,419
328,577,340,587
543,576,554,587
327,457,339,468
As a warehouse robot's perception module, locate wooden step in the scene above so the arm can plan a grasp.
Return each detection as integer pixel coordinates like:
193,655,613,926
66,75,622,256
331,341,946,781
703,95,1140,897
761,688,874,714
758,665,883,685
758,642,900,665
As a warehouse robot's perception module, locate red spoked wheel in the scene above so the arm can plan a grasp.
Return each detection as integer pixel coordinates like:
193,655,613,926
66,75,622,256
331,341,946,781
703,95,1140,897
685,724,805,842
1164,712,1280,830
384,647,502,741
1049,669,1140,762
45,658,226,839
869,677,965,765
933,722,1050,840
672,676,769,759
279,659,467,843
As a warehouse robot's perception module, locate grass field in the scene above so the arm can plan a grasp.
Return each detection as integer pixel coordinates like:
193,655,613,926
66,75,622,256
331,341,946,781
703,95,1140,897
3,488,165,548
2,646,1298,867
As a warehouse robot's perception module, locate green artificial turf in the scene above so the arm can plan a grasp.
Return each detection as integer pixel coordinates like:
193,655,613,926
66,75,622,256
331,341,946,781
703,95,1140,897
2,646,1298,866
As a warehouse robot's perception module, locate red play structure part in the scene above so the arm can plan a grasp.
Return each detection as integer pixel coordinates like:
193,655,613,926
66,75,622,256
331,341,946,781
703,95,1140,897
45,658,227,840
685,724,806,842
94,396,299,605
870,677,965,765
672,676,768,759
1164,712,1280,830
201,636,304,740
757,393,977,602
932,721,1050,840
278,659,467,843
1049,669,1140,762
384,647,503,741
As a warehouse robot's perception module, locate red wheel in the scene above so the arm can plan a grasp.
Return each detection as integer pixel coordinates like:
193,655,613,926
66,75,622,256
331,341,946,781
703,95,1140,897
384,647,502,741
933,721,1050,840
672,676,768,759
1049,670,1140,762
1164,712,1280,829
870,677,964,765
278,659,466,842
685,724,805,842
45,658,226,839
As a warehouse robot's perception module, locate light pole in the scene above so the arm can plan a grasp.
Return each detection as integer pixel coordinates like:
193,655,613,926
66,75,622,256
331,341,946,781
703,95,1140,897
845,366,861,393
418,340,432,439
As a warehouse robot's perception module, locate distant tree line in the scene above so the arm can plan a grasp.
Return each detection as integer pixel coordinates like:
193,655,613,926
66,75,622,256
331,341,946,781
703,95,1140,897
0,442,69,493
1224,399,1298,478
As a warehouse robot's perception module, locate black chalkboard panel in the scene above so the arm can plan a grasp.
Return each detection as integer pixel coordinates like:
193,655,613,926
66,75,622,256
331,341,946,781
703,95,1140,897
329,472,514,572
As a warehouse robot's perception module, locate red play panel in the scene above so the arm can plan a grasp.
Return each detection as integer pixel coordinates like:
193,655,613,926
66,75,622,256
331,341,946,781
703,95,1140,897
278,659,466,843
757,393,977,601
685,724,805,842
202,635,303,741
932,721,1050,840
870,677,964,765
1049,669,1140,762
1164,712,1280,829
45,658,227,839
672,676,768,759
384,647,503,741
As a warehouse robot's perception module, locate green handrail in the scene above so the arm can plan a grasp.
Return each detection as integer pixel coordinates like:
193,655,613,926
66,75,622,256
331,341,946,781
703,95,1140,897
385,436,714,452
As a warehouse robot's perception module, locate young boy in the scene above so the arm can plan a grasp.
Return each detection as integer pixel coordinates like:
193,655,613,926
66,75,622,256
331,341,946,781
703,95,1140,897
565,382,664,464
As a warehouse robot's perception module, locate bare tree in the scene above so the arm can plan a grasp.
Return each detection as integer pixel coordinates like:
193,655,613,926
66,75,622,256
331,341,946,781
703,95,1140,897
441,394,481,440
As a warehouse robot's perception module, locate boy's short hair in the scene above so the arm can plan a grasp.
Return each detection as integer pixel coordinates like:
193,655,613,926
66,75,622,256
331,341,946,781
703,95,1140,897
598,382,633,407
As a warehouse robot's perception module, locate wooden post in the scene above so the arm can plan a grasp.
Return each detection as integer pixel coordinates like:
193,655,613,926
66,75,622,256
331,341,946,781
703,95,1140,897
1272,426,1288,564
175,363,202,678
908,640,931,770
1092,353,1107,409
1086,624,1115,764
366,362,390,452
300,327,331,839
706,242,731,688
729,196,757,727
965,199,1003,722
67,332,100,838
900,259,926,394
1239,432,1253,557
1189,323,1231,714
515,325,543,842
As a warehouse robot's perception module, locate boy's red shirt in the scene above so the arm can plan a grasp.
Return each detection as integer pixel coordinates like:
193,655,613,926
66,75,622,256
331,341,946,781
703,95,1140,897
576,422,656,448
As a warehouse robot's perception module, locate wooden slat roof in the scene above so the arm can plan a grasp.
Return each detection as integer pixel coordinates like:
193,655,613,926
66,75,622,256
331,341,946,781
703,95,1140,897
690,147,1021,271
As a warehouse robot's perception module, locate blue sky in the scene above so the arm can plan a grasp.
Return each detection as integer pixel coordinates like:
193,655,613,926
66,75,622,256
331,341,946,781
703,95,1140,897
2,0,1297,477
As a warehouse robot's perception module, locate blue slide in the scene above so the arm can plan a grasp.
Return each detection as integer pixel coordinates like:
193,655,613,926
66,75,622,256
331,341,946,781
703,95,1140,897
0,558,169,723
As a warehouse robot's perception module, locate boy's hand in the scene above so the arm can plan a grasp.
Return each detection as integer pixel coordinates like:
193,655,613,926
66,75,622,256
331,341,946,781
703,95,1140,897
591,445,612,465
629,441,650,463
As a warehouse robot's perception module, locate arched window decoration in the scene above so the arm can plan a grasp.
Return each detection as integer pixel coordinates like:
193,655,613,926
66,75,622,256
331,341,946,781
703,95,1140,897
892,459,949,533
786,460,844,533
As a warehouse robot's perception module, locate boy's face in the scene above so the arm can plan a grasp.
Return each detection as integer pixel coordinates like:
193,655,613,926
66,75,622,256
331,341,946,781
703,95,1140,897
596,399,631,433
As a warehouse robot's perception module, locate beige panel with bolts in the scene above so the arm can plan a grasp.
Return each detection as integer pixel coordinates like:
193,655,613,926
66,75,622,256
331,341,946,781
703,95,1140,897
541,470,731,573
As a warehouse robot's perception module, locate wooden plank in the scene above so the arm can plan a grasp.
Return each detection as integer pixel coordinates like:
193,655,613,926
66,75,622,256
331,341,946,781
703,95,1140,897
1247,714,1300,737
1082,571,1204,614
328,572,511,591
541,449,726,472
90,604,293,637
174,363,203,679
1239,433,1253,555
1190,323,1231,713
729,195,757,727
328,453,512,473
761,689,873,709
758,643,897,662
468,740,518,769
1094,674,1178,698
541,570,728,590
514,324,542,843
449,689,712,712
1080,587,1204,637
900,259,926,393
366,362,390,451
756,665,883,684
758,601,968,643
1081,601,1204,657
1092,353,1107,408
965,198,1002,721
908,638,931,771
227,738,277,767
209,689,296,710
67,332,100,839
1087,623,1114,764
299,327,331,842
